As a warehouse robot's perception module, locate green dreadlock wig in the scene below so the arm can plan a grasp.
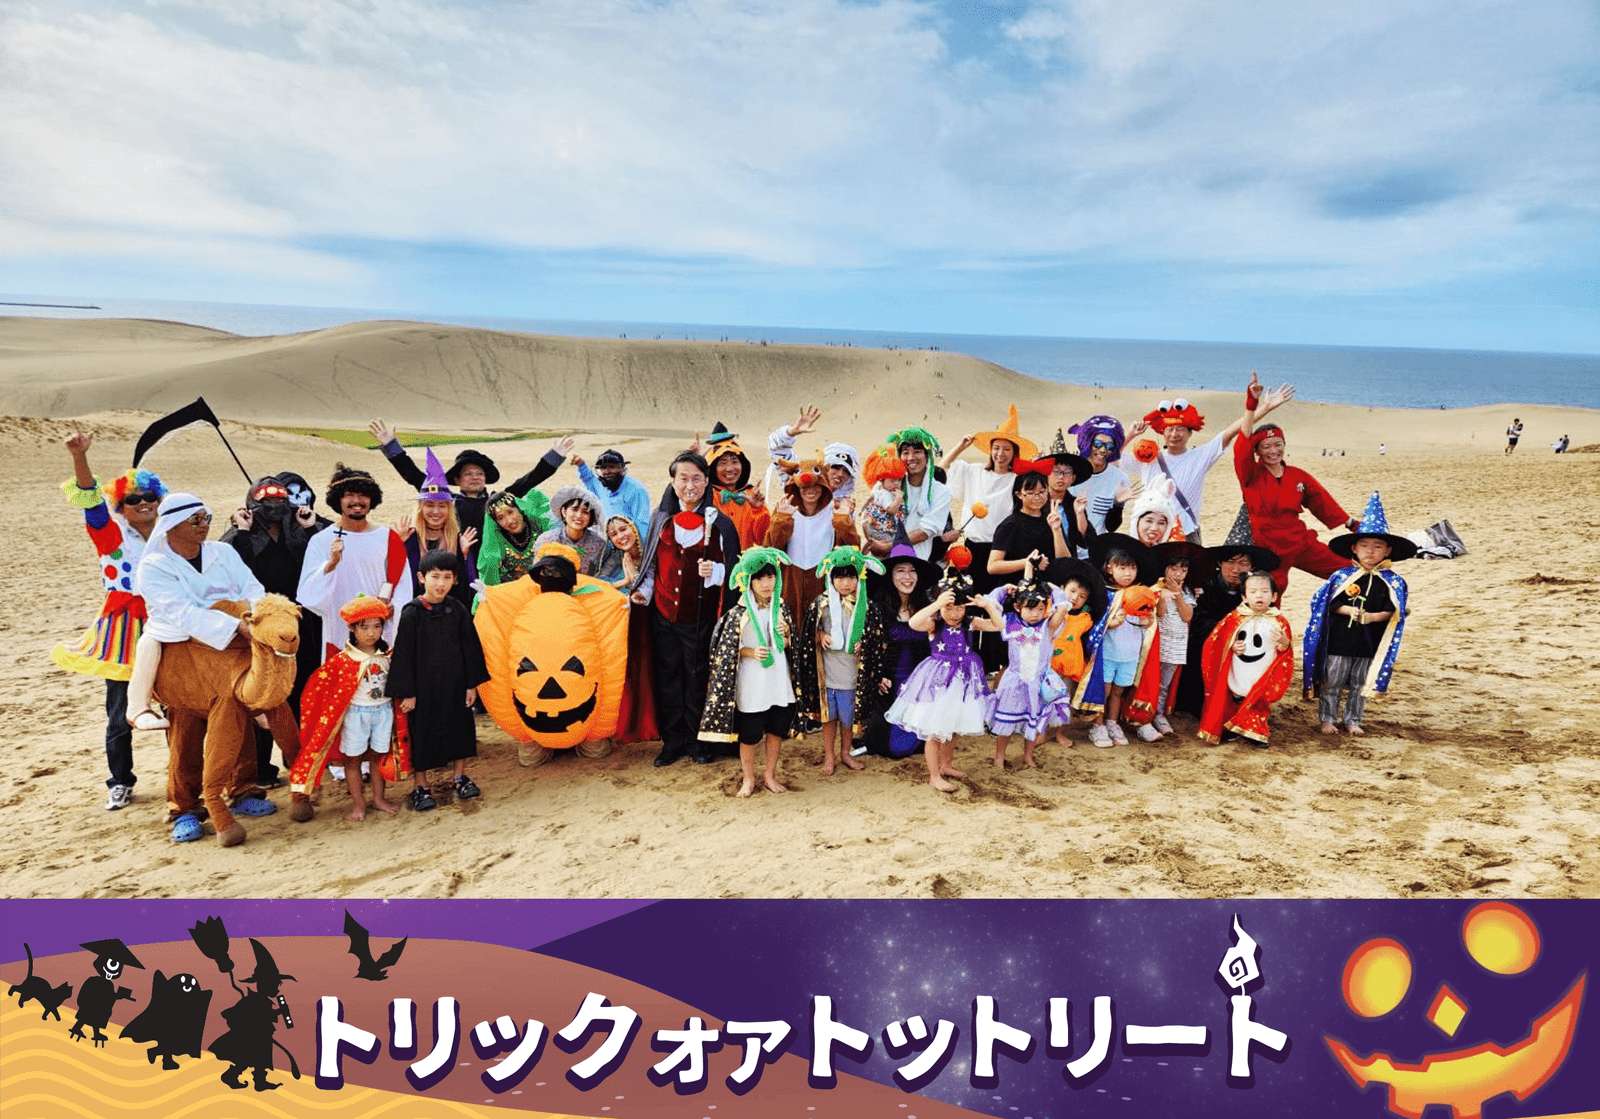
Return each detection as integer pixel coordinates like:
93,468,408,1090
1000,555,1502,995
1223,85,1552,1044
816,544,884,654
729,546,791,668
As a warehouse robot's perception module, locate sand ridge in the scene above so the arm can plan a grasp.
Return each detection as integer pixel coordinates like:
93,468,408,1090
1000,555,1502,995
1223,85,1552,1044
2,317,1597,900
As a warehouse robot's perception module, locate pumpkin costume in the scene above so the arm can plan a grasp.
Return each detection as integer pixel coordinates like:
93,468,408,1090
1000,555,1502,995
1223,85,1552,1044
1198,605,1295,745
475,543,631,765
795,547,888,735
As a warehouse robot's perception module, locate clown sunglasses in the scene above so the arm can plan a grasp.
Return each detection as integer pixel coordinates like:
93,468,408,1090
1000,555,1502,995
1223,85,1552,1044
121,491,162,505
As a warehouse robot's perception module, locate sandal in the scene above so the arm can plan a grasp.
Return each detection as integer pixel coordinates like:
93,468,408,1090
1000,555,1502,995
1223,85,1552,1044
233,797,277,818
453,774,481,799
171,814,204,843
409,787,437,812
129,709,170,732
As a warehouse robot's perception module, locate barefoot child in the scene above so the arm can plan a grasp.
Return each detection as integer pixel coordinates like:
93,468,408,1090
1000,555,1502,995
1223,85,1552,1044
699,547,797,797
885,565,1003,792
1304,492,1414,736
388,550,490,809
987,562,1073,768
797,546,887,774
1199,571,1294,746
288,595,410,818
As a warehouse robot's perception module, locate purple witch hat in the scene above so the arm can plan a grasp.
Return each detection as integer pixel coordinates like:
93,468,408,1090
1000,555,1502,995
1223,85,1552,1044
418,448,452,503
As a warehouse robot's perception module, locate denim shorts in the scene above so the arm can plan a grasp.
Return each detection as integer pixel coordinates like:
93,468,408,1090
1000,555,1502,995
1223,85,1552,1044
340,703,394,758
1102,658,1138,688
826,687,856,725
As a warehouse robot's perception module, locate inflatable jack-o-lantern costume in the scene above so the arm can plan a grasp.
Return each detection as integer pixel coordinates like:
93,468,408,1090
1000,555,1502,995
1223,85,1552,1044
475,542,630,767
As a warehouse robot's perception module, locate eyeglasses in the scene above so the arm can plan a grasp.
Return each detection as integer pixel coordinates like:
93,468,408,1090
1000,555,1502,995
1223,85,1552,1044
1090,439,1116,450
185,512,213,527
121,492,161,505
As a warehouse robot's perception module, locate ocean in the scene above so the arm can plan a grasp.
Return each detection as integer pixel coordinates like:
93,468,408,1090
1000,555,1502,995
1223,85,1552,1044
3,293,1594,411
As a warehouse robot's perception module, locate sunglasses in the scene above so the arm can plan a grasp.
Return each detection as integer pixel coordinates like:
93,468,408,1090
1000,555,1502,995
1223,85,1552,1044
185,512,213,527
1090,438,1116,450
121,492,161,505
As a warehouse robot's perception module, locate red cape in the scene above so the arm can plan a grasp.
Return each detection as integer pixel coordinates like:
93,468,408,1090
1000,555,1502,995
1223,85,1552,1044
1198,608,1294,744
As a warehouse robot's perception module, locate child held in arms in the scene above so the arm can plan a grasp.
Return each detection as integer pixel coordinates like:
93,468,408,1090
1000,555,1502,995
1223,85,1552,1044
388,550,490,810
1303,492,1414,737
1198,571,1294,747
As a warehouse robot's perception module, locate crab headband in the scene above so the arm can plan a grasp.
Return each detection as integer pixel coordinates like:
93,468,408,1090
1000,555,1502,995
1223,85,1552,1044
1144,399,1204,433
1069,416,1125,458
250,480,290,503
338,594,393,625
103,469,168,507
730,546,790,668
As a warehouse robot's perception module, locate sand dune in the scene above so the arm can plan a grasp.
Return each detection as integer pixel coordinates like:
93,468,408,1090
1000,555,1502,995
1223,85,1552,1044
2,317,1597,901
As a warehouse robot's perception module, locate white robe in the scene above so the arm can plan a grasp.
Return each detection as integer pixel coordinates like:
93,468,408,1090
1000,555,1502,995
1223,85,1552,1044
297,523,413,657
137,543,265,649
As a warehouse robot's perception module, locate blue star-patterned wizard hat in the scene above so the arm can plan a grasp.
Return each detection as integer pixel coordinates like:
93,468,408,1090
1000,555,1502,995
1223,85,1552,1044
1328,491,1417,562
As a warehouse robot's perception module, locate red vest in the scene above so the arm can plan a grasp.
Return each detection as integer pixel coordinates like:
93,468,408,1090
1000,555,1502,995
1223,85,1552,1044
653,513,726,624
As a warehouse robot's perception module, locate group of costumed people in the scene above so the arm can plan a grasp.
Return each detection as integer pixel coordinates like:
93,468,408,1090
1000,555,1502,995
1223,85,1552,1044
53,369,1415,827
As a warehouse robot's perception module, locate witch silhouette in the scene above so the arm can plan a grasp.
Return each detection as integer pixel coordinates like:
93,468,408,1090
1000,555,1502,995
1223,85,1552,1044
204,938,300,1091
69,938,143,1046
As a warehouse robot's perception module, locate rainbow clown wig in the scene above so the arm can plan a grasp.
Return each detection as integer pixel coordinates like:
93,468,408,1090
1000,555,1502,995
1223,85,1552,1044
102,469,168,509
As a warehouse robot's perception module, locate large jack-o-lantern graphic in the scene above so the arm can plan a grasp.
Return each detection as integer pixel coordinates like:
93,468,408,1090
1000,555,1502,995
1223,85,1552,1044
475,570,629,750
1324,902,1585,1119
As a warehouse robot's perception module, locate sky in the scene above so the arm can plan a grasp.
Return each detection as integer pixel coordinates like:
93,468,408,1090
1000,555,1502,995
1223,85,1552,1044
2,0,1596,353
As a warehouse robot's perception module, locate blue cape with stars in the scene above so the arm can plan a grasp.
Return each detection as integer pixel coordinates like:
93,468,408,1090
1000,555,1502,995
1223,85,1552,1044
1302,565,1409,698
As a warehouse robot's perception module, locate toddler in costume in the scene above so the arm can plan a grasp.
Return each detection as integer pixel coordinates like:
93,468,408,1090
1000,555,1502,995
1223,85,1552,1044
698,547,798,798
1130,538,1207,741
288,595,411,820
797,546,887,775
886,564,1003,792
1303,492,1413,736
1044,557,1103,746
1198,571,1294,746
987,562,1073,768
1074,534,1158,748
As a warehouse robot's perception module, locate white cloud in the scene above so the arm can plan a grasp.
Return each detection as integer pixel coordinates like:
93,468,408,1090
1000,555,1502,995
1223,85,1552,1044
0,0,1594,296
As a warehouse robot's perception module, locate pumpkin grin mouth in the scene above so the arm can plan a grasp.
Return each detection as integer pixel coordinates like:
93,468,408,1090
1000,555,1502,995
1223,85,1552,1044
513,687,598,733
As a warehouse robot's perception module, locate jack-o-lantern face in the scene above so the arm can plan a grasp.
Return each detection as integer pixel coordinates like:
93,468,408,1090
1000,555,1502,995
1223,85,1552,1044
514,651,598,735
1324,903,1585,1119
1121,584,1159,619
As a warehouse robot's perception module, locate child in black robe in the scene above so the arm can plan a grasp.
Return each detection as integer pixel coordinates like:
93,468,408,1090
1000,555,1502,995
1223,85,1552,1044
387,549,491,810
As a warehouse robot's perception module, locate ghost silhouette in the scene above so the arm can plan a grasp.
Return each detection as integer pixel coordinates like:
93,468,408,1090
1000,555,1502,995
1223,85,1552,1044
121,970,213,1070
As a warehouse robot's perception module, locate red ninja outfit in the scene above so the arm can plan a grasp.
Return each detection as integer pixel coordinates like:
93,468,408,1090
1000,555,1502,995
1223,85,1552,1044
1233,432,1352,596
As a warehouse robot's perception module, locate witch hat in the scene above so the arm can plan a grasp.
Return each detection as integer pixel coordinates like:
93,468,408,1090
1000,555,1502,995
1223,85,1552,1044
1205,506,1280,572
1087,532,1160,585
704,421,751,488
705,421,738,446
1036,428,1092,485
871,521,940,590
239,939,296,988
418,448,452,502
1153,523,1214,585
1328,491,1417,562
972,403,1038,461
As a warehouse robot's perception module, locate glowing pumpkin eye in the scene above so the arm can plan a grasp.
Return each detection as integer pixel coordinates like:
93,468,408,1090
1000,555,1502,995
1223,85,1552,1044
517,658,537,675
562,656,585,676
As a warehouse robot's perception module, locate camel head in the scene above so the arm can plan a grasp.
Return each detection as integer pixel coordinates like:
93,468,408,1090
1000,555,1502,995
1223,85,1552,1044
245,594,301,659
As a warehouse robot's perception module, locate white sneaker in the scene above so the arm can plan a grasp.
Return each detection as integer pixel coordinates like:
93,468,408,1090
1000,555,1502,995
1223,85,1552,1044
849,745,867,757
1135,723,1162,742
1106,720,1129,746
105,784,132,810
1088,724,1113,748
1152,714,1174,735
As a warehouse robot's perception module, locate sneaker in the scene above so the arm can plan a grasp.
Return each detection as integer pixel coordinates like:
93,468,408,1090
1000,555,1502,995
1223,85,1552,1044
1088,724,1113,748
105,784,132,810
1152,714,1174,735
1135,723,1162,742
849,745,867,757
453,774,481,799
409,786,437,812
1106,720,1129,746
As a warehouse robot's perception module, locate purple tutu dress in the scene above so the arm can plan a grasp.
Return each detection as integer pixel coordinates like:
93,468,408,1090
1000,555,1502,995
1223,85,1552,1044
885,619,991,740
986,613,1072,740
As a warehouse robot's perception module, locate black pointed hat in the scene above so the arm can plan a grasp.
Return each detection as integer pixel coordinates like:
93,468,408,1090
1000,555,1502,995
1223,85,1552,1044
869,520,940,589
1036,428,1092,485
703,421,751,489
1205,506,1280,572
80,938,145,970
240,939,296,987
445,448,500,486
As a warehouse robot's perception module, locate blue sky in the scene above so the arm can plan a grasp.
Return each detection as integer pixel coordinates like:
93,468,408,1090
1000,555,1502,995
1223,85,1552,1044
2,0,1596,352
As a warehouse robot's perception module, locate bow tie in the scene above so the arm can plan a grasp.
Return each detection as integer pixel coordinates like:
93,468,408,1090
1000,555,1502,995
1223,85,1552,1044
718,489,746,505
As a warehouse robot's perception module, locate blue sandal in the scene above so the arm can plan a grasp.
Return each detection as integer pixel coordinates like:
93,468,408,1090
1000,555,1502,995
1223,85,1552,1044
234,797,278,818
171,814,204,843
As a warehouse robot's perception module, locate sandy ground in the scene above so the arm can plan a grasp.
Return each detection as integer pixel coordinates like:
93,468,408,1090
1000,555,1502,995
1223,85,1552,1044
2,317,1597,899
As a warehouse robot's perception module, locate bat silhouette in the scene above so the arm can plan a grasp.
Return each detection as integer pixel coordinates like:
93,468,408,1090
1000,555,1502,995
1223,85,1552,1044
343,910,407,981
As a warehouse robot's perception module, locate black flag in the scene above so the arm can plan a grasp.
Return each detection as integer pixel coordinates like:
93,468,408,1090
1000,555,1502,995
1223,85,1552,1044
131,397,252,484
